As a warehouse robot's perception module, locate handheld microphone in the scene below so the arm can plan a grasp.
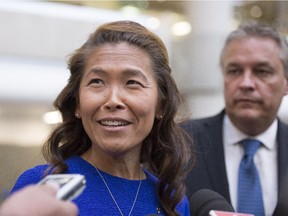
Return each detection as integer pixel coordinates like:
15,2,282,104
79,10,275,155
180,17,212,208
189,189,255,216
209,210,254,216
189,189,235,216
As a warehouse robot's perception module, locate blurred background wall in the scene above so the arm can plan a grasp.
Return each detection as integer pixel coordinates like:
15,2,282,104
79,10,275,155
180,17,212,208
1,0,288,202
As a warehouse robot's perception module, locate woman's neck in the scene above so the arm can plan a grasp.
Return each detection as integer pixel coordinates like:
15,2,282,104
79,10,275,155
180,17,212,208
81,148,145,180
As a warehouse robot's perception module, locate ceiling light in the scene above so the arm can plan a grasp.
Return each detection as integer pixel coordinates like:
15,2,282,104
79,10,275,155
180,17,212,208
171,21,192,37
42,111,62,124
250,5,262,18
147,17,161,30
120,5,140,15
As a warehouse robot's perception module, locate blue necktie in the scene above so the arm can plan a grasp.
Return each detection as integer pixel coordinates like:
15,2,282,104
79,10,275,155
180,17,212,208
237,139,265,216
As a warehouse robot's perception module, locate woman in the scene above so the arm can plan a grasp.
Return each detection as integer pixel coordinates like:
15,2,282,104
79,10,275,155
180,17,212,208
11,20,193,216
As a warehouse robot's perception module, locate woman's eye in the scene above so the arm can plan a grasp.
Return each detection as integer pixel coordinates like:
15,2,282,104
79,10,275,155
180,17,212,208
88,78,104,85
127,80,143,87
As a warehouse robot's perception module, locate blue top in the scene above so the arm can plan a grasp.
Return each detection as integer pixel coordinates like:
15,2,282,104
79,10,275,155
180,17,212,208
11,156,190,216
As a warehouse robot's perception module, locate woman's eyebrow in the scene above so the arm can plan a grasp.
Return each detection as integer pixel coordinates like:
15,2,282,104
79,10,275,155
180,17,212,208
121,69,149,82
87,66,150,84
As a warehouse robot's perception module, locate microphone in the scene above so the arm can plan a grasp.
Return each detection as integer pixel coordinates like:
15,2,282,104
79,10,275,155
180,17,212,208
189,189,235,216
189,189,255,216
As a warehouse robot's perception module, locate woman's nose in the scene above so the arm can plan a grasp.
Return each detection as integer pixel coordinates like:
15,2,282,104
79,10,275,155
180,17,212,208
103,88,125,110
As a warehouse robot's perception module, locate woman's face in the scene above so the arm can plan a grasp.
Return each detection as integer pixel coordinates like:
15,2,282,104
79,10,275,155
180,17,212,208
76,43,159,157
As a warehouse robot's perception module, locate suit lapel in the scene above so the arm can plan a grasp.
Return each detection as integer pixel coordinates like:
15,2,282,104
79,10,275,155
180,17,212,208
277,120,288,195
200,111,231,202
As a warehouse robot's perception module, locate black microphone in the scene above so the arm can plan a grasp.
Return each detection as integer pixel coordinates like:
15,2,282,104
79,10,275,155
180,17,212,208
189,189,235,216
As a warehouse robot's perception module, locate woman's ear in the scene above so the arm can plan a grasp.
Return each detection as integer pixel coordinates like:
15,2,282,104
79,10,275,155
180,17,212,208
155,113,163,120
155,103,163,120
75,108,81,118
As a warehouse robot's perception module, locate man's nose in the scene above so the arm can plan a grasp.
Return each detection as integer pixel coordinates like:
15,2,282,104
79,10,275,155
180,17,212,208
239,70,256,89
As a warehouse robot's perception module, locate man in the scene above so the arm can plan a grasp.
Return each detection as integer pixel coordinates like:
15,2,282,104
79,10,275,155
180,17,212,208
183,22,288,216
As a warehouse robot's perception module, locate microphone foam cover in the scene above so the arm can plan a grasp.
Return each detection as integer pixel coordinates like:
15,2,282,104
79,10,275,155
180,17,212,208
190,189,235,216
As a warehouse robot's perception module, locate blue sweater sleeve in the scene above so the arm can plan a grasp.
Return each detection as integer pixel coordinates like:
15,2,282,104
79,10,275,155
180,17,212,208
11,165,49,194
176,195,190,216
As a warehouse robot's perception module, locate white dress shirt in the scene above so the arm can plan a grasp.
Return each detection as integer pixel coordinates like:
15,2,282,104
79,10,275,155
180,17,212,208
223,115,278,216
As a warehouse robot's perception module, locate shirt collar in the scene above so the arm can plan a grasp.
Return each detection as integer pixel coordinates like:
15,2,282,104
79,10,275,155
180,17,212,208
223,114,278,150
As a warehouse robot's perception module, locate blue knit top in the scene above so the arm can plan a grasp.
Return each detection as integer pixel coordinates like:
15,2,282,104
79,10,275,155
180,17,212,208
11,156,190,216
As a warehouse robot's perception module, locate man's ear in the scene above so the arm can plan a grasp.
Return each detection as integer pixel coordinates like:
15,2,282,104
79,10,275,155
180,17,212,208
284,77,288,95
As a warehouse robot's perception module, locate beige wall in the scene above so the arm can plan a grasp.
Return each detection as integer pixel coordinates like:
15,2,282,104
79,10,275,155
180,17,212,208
0,145,45,202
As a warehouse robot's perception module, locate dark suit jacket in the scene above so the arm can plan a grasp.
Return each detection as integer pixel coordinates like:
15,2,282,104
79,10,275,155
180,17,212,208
182,110,288,208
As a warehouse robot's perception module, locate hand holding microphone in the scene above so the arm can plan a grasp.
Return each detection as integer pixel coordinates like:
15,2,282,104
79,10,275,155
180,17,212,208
0,184,78,216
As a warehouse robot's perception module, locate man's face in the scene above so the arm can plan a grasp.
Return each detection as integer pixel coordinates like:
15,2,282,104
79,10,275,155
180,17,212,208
222,37,288,135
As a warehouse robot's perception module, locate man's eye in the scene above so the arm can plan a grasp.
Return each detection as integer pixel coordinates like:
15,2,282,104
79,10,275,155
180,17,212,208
226,68,240,75
255,68,272,76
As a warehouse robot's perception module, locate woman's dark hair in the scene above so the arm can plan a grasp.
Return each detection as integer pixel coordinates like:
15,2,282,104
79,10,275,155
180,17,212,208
42,20,193,216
